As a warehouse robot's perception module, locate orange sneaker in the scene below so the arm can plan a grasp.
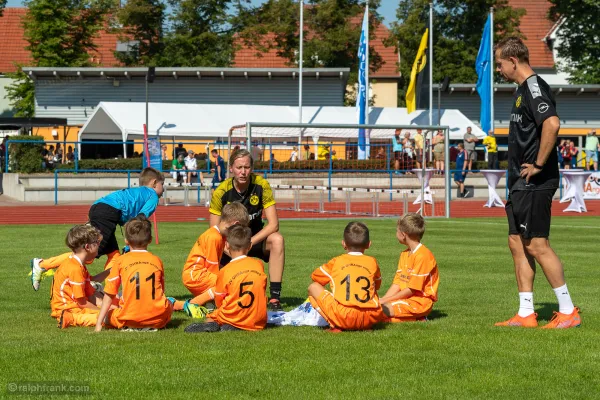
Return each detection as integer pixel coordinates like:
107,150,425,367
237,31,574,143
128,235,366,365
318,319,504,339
541,307,581,329
494,313,538,327
58,310,73,329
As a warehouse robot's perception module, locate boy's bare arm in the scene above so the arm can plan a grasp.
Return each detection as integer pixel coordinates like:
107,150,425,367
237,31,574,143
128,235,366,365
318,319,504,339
380,285,414,304
92,269,111,283
95,293,116,332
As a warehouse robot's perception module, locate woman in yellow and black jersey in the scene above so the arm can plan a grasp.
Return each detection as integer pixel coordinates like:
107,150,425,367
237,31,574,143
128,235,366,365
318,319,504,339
208,149,285,312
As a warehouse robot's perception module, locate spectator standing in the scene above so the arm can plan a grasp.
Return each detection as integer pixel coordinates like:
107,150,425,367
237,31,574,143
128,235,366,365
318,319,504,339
66,146,75,164
432,130,445,174
561,140,571,169
482,130,499,169
0,136,8,172
463,126,479,171
303,144,311,160
585,130,598,171
211,149,226,188
402,132,414,170
161,144,169,160
175,143,187,158
251,143,263,163
289,146,298,162
392,129,404,173
569,140,578,169
414,129,424,169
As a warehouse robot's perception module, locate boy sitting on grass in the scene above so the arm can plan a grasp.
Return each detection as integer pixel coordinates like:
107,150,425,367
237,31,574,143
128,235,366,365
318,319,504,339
31,167,165,290
308,221,384,332
95,216,173,332
52,225,112,329
170,202,249,318
184,225,268,332
380,213,439,322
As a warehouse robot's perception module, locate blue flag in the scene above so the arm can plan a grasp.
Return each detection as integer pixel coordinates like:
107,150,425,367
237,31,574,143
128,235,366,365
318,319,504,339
356,9,368,160
143,137,163,171
476,14,492,134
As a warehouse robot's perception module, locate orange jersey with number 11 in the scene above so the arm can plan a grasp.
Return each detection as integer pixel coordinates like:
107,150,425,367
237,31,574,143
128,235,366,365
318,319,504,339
208,255,267,331
311,252,382,309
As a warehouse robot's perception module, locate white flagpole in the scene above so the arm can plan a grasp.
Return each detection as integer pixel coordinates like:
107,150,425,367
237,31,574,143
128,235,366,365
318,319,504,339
365,3,369,158
298,0,304,159
490,7,494,131
428,2,433,126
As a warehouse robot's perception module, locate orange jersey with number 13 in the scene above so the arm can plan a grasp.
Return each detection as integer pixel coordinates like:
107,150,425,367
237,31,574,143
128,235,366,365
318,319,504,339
311,253,382,309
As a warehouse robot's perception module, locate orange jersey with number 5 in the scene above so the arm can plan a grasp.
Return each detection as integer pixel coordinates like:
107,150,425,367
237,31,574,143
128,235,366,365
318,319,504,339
207,255,267,331
311,252,382,309
104,250,171,327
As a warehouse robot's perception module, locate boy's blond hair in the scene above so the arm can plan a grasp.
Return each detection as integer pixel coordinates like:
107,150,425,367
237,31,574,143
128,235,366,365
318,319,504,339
397,213,426,241
66,224,102,251
343,221,370,251
226,225,252,252
221,202,250,226
139,167,165,186
124,215,152,248
229,148,253,166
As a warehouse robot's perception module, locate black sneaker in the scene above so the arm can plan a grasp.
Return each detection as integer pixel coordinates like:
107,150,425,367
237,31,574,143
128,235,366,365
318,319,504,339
220,324,241,332
267,299,283,312
184,321,220,333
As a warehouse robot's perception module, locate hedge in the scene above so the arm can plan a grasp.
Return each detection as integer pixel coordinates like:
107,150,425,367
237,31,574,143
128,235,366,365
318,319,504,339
55,159,209,172
8,135,46,173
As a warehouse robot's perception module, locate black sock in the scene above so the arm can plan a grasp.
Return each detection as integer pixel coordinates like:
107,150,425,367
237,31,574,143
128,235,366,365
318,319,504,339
270,282,282,300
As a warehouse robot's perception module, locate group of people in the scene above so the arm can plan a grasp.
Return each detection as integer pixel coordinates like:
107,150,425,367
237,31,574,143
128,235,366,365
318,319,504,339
558,131,599,171
42,143,75,168
29,150,443,333
170,148,226,188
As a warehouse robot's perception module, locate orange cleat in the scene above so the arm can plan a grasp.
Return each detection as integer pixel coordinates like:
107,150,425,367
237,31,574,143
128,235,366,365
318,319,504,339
58,310,73,329
494,313,538,328
540,307,581,329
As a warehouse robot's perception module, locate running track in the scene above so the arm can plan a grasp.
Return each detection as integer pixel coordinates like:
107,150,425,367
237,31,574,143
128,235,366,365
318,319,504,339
1,200,599,225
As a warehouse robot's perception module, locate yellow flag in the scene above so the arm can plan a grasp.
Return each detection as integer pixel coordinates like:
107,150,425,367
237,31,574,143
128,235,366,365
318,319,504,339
405,29,429,113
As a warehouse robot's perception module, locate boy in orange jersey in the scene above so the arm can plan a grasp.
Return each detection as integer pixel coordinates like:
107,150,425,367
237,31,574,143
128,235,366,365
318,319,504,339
52,224,113,329
308,221,384,331
31,167,165,291
95,216,173,331
184,225,268,332
380,213,439,322
170,202,249,318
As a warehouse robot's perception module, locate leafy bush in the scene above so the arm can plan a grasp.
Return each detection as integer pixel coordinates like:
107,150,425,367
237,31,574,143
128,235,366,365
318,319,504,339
55,158,209,171
8,135,45,173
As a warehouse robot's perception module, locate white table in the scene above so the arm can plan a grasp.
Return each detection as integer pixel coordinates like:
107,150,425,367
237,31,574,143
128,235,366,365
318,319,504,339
412,168,435,205
562,171,592,213
559,168,583,203
480,170,505,208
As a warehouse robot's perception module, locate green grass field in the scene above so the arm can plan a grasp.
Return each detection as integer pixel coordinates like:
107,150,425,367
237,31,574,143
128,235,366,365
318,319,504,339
1,217,600,399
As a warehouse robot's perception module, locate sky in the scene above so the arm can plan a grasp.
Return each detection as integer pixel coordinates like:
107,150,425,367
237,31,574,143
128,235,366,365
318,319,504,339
5,0,397,27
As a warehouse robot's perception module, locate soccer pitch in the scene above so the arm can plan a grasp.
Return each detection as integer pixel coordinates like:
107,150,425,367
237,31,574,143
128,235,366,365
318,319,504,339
1,217,599,399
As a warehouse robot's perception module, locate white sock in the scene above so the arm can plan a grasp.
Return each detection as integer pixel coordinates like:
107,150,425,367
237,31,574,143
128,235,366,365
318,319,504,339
518,292,534,317
553,284,575,314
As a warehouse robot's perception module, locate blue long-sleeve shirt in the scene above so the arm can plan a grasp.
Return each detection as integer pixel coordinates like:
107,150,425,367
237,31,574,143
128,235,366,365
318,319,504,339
94,186,159,225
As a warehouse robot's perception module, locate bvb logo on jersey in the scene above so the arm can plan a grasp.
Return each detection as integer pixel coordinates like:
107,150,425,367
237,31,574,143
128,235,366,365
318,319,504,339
250,194,259,206
515,95,522,108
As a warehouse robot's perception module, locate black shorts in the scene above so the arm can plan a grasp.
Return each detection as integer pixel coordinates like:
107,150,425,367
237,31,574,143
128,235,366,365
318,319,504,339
220,239,269,266
394,151,403,160
88,203,122,258
506,189,555,239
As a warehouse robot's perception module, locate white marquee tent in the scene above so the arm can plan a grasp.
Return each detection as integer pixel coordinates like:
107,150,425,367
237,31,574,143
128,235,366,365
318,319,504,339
79,102,486,142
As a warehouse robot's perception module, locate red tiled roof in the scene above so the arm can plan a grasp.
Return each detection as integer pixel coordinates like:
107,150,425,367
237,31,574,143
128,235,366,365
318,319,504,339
508,0,555,68
0,7,122,73
233,19,399,77
0,8,31,73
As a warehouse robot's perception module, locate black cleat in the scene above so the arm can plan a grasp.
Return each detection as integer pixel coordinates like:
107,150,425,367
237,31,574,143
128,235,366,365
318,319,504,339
267,299,283,312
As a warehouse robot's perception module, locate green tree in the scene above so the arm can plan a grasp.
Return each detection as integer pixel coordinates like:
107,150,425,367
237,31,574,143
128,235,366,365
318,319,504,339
5,0,113,117
114,0,166,66
239,0,384,104
389,0,525,106
548,0,600,84
156,0,248,67
0,0,7,17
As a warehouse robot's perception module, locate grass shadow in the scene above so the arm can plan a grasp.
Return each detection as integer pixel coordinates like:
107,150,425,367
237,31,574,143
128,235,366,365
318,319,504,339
428,309,448,320
536,302,559,322
280,296,306,308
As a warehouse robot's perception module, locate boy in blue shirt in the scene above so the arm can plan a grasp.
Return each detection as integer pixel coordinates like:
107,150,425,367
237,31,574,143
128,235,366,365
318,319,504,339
393,129,404,173
454,143,469,198
30,167,165,291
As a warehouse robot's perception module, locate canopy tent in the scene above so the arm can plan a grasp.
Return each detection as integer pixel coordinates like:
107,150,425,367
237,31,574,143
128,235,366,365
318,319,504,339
78,102,486,142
